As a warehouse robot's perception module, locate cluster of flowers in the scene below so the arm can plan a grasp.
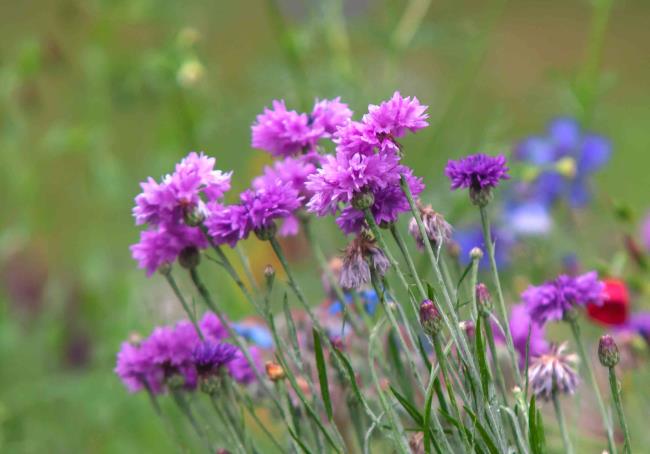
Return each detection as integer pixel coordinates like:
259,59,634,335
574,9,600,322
115,313,262,394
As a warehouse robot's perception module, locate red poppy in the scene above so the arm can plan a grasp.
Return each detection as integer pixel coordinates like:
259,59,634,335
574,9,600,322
587,278,629,326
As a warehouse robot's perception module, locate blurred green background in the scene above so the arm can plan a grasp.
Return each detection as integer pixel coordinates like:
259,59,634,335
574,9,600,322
1,0,649,452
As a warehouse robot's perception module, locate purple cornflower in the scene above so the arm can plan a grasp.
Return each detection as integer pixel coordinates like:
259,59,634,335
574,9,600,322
513,117,611,208
133,151,231,227
642,213,650,251
528,342,579,400
228,346,263,385
522,271,605,325
445,153,509,205
408,202,453,250
361,91,428,151
619,312,650,343
199,312,229,341
251,98,352,157
339,233,390,290
115,341,154,393
130,224,208,276
252,152,321,236
206,178,302,245
193,341,238,376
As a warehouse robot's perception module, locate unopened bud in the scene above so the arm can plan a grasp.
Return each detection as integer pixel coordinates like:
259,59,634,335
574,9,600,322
183,206,205,227
470,247,484,261
475,283,492,315
158,262,173,276
419,299,442,336
264,264,275,288
469,186,493,207
178,246,201,269
598,335,620,368
265,361,285,382
351,191,375,210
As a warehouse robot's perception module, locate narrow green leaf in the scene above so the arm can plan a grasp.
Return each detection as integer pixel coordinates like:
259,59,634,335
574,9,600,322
331,347,363,404
283,294,302,366
475,317,491,398
287,425,314,454
463,405,499,454
439,408,474,447
433,377,449,416
417,336,433,372
426,282,436,301
456,261,473,289
312,328,333,422
389,386,423,426
387,332,412,402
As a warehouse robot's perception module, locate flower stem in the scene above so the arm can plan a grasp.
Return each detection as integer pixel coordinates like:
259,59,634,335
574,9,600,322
478,204,522,387
608,366,631,454
552,390,574,454
171,389,212,453
568,318,616,454
483,315,508,404
163,270,204,340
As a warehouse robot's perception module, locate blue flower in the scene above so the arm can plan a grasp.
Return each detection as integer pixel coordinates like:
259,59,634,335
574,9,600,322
454,225,516,269
232,323,274,349
328,289,380,316
513,117,611,208
502,201,552,236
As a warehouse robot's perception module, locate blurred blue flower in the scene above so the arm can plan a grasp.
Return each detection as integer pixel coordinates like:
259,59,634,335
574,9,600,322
513,117,611,208
328,289,380,316
502,201,552,236
232,323,274,349
454,225,516,269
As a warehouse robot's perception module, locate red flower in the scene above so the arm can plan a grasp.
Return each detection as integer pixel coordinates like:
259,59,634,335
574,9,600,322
587,279,629,326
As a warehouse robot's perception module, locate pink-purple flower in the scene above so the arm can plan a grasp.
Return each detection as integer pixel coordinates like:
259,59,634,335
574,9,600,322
522,271,605,325
445,153,510,192
251,98,352,157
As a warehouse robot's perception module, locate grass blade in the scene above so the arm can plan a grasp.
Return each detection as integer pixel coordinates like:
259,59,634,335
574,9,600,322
312,327,333,422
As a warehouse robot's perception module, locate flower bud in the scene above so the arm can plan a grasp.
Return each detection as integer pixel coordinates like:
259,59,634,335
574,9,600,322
469,186,493,207
157,262,172,276
460,320,475,339
419,299,442,336
183,205,205,227
351,191,375,210
178,246,201,269
264,264,275,283
265,361,286,382
475,283,493,315
470,247,484,261
598,335,620,368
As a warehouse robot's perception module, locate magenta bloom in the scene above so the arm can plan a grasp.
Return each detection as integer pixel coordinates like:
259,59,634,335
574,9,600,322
193,341,238,376
115,342,154,393
228,346,263,385
311,97,353,137
522,271,605,325
130,224,208,276
251,98,352,157
445,153,510,191
206,178,302,245
362,91,428,150
252,153,321,236
133,151,231,227
199,312,230,341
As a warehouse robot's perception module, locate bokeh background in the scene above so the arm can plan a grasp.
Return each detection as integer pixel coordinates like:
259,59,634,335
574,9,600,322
1,0,649,452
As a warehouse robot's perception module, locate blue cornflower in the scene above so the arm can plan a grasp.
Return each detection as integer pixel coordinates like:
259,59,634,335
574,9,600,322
513,117,611,208
232,323,274,349
453,225,516,269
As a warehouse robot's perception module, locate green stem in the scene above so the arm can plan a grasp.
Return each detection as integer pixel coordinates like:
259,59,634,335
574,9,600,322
163,271,204,340
483,316,508,404
469,258,479,321
552,391,573,454
478,205,522,387
568,318,616,454
235,243,260,295
608,366,631,454
389,224,427,299
171,389,212,452
210,395,246,454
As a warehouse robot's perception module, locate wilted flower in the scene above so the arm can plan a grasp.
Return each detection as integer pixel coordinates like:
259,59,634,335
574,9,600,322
528,343,579,400
340,233,390,290
445,153,509,206
522,271,604,325
408,203,452,250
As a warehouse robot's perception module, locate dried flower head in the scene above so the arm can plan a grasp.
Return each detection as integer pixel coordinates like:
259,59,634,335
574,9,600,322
407,203,452,250
339,233,390,290
528,342,579,400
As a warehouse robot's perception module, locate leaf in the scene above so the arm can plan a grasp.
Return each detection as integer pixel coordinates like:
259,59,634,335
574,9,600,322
456,261,473,289
331,347,363,405
417,336,433,372
475,317,491,398
287,425,313,454
283,294,302,367
426,282,436,301
439,408,474,447
389,385,423,426
463,405,499,454
387,331,412,402
312,328,333,422
528,395,547,454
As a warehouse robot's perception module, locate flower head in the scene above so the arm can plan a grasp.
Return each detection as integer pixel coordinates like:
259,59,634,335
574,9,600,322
522,271,605,325
130,224,207,276
340,233,390,290
408,203,452,250
193,341,238,376
528,342,579,400
513,117,611,208
445,153,509,205
133,152,231,227
115,341,154,393
586,278,629,327
252,98,352,157
228,346,263,385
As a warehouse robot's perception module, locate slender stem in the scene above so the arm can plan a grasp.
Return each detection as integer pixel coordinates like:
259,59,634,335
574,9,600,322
433,333,470,449
439,258,457,305
568,318,616,454
552,391,573,454
233,385,286,453
608,366,631,454
478,205,522,387
469,258,479,321
483,317,508,404
210,396,246,454
235,244,260,295
171,389,212,453
268,236,314,319
163,271,204,340
390,224,427,299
